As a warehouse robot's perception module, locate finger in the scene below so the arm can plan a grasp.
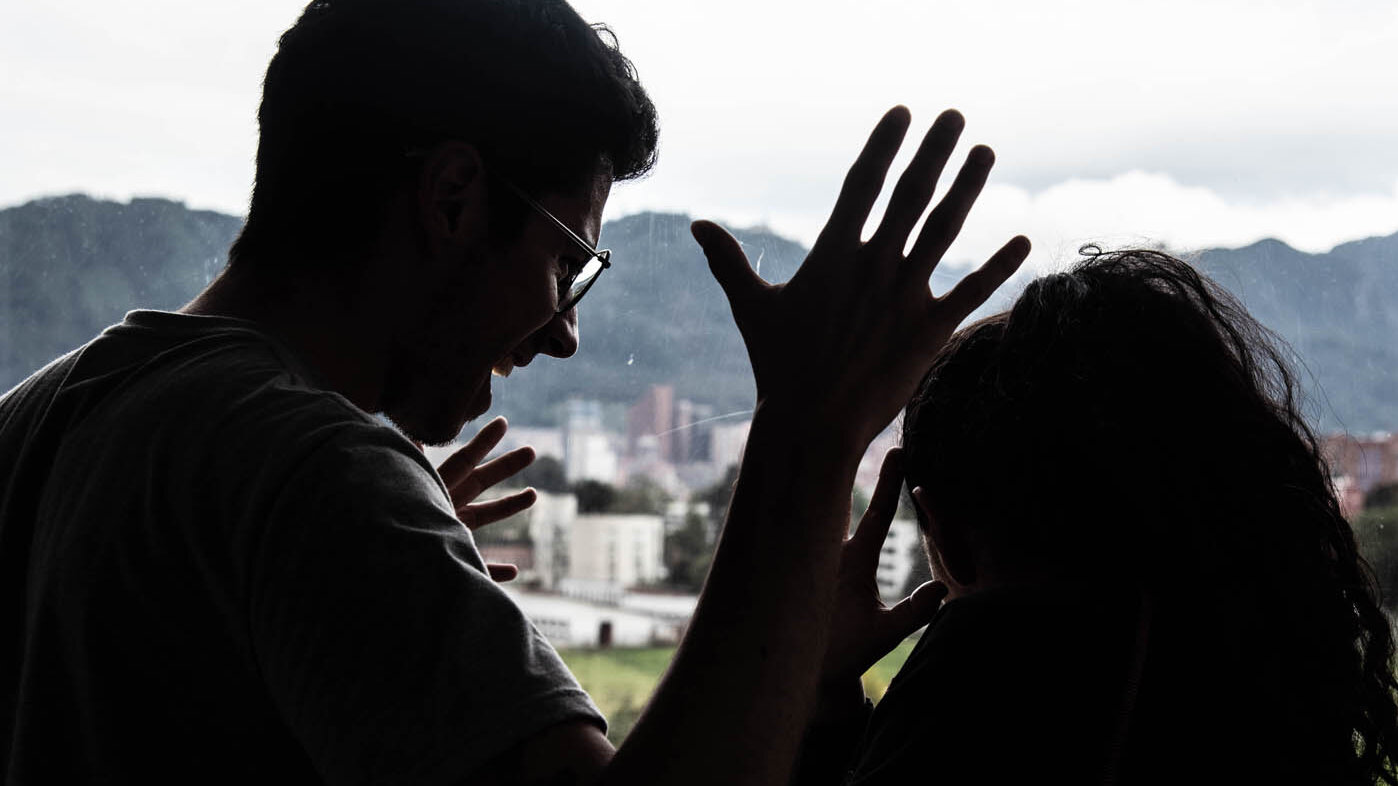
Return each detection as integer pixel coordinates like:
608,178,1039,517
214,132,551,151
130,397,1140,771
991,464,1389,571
438,416,509,482
817,106,913,247
907,145,995,272
487,563,520,582
460,488,537,529
458,445,536,496
878,581,948,649
938,235,1031,324
693,220,766,310
869,109,965,253
851,449,905,559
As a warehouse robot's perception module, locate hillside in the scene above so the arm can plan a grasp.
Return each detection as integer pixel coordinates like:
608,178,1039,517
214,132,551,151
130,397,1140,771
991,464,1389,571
1,194,1394,432
1194,235,1398,433
0,195,240,385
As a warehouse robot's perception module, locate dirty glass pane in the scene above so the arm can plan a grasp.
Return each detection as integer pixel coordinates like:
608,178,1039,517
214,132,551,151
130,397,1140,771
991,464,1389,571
3,0,1396,750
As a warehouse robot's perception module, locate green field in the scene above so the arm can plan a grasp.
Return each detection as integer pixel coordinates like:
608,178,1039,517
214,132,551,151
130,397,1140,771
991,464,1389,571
559,636,919,744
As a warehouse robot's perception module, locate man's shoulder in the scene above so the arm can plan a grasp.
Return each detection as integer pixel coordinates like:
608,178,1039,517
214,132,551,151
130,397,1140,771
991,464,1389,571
40,310,421,484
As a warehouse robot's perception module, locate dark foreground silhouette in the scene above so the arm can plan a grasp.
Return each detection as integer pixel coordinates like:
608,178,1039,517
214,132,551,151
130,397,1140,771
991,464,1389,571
800,250,1398,785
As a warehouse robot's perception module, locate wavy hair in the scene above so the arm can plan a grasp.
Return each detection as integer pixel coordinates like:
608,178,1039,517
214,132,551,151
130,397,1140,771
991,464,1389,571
902,249,1398,783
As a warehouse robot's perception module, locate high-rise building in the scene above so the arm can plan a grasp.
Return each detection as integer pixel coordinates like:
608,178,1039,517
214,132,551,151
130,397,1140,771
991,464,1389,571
626,384,674,459
672,399,715,464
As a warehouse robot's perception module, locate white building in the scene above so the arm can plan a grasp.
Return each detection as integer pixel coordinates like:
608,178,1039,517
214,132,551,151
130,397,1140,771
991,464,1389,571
500,425,565,461
876,518,922,603
620,592,699,626
563,399,621,484
567,513,666,591
504,588,682,648
708,419,751,473
523,491,578,590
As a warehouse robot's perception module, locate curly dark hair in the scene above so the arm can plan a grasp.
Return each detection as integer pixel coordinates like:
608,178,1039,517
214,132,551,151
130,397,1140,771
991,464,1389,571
230,0,659,270
902,249,1398,783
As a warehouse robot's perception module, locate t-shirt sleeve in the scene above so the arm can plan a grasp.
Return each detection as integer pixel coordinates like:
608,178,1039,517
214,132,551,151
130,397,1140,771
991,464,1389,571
245,424,603,786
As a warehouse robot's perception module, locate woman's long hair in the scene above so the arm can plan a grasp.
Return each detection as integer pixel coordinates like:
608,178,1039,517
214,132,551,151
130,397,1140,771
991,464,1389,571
902,249,1398,783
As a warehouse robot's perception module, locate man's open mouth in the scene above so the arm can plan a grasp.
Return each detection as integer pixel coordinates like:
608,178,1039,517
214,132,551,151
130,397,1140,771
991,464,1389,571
492,352,529,378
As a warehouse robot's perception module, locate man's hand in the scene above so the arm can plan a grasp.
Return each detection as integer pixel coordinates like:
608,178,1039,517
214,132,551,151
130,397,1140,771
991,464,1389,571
434,416,537,582
693,107,1030,448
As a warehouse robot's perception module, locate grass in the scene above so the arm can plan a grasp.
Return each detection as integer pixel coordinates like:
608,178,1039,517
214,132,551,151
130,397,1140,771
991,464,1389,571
558,635,922,745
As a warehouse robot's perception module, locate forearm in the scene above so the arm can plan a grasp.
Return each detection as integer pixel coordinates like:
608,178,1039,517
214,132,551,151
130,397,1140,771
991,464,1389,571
601,406,863,785
790,681,873,786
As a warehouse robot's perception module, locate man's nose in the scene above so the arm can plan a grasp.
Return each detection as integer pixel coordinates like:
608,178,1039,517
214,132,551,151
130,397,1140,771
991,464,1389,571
537,307,579,359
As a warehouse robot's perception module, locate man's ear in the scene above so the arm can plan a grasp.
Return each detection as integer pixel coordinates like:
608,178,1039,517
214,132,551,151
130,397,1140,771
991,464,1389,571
417,141,488,242
912,486,977,587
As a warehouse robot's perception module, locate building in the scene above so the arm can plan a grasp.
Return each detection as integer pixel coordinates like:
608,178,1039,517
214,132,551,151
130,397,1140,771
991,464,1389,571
499,425,565,461
525,491,579,590
875,518,922,603
626,385,674,459
1323,432,1398,497
503,588,683,648
708,419,751,474
567,512,666,591
563,399,620,484
476,542,534,573
671,398,715,464
1334,475,1367,520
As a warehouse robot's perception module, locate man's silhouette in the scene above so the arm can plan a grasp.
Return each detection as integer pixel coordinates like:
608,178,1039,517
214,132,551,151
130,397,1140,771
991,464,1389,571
0,1,1029,783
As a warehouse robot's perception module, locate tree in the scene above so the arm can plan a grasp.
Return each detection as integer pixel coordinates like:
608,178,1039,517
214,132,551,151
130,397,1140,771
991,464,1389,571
696,464,740,524
519,455,569,493
665,511,714,592
1354,505,1398,612
1366,482,1398,511
612,476,670,515
573,480,616,513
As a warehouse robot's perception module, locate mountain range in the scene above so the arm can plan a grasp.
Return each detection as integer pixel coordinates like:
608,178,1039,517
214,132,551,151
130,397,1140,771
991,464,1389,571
1,194,1394,433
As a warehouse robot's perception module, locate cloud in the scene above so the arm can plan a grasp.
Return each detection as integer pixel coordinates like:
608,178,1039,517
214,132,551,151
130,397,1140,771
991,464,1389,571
965,172,1398,273
609,170,1398,278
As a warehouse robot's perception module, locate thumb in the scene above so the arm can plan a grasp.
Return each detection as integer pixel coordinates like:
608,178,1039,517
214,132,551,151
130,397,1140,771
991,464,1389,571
692,220,764,310
881,581,948,647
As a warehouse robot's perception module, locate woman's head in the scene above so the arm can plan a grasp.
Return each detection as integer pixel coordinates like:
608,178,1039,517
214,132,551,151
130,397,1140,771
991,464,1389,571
901,248,1397,781
903,248,1323,586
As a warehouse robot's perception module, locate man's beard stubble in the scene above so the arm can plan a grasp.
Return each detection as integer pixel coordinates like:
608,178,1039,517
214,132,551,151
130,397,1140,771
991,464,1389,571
379,332,492,447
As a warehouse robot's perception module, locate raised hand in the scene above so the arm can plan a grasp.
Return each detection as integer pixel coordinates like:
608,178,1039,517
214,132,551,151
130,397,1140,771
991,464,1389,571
434,416,538,582
693,107,1030,447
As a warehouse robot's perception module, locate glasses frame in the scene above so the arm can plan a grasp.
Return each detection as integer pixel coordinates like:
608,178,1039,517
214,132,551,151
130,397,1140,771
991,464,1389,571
499,178,612,314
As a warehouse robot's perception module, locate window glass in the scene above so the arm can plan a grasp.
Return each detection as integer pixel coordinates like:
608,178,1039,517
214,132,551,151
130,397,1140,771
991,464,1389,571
3,0,1396,747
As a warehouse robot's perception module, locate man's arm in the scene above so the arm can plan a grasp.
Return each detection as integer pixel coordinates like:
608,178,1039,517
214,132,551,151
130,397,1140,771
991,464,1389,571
473,107,1028,786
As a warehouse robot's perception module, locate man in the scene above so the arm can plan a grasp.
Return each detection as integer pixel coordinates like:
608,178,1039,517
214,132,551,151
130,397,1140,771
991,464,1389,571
0,1,1028,783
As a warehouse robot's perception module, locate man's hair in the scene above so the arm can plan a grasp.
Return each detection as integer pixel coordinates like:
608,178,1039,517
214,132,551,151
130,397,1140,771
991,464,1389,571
901,249,1398,783
229,0,659,270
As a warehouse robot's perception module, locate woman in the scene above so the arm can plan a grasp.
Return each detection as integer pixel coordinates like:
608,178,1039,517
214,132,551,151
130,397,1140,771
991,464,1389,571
846,249,1398,784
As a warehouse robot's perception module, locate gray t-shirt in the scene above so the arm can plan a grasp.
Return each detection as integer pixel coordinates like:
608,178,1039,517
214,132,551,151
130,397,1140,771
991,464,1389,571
0,310,602,784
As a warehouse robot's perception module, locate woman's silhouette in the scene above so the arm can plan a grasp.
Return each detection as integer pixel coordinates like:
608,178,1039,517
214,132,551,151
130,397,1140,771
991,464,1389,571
846,249,1398,784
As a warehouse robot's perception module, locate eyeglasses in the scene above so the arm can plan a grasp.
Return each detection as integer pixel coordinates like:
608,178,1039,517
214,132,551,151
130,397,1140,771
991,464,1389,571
500,179,612,314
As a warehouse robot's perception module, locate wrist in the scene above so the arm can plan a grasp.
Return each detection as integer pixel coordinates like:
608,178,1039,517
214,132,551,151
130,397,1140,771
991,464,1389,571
748,400,870,471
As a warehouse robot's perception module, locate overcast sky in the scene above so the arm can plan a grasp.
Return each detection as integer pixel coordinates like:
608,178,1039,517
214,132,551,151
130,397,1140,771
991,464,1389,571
2,0,1396,273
